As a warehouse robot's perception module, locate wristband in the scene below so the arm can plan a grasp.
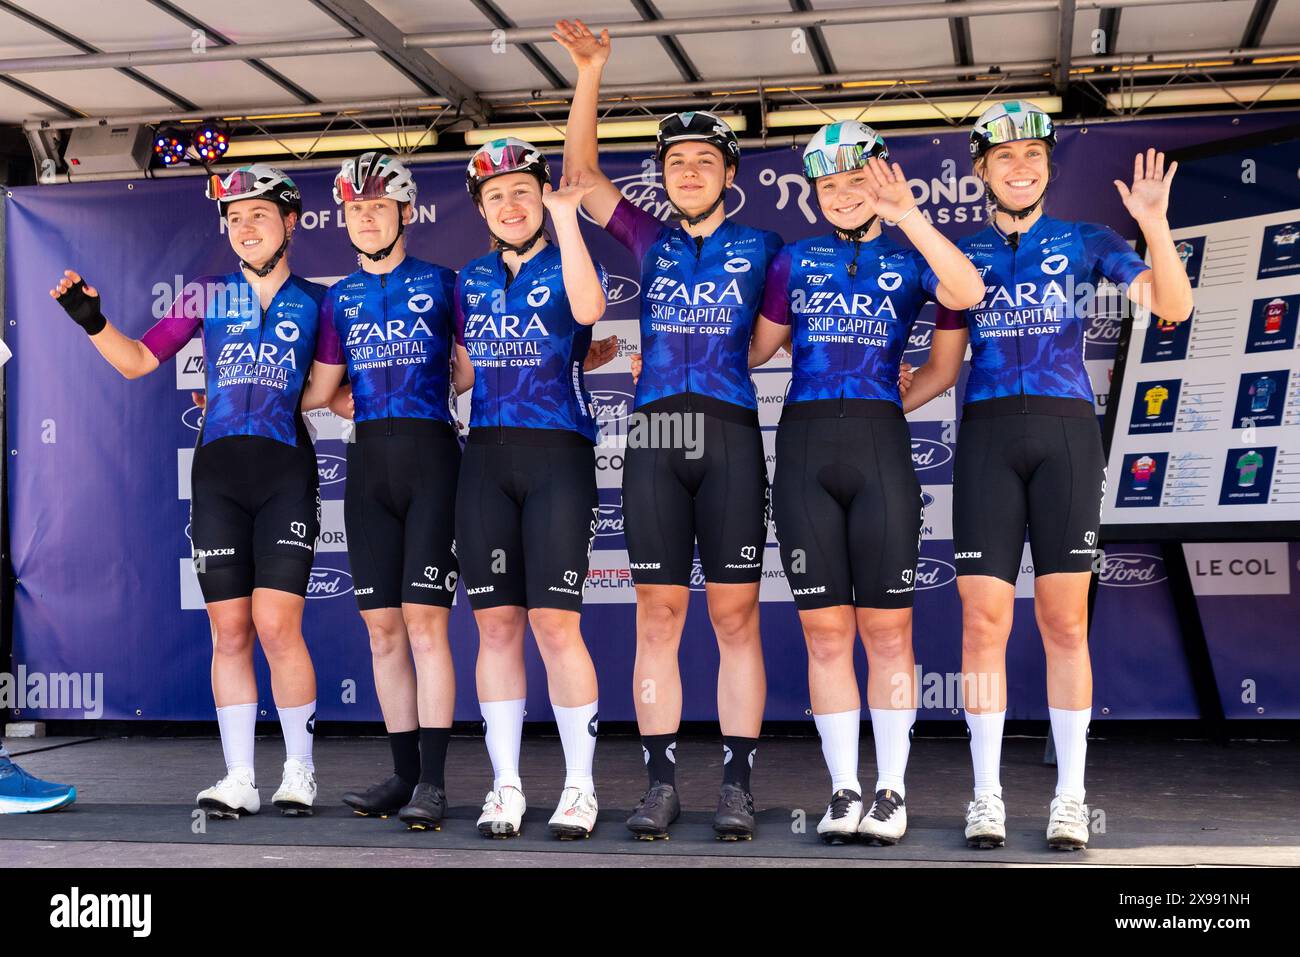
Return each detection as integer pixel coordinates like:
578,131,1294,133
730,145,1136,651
56,279,107,335
885,206,918,228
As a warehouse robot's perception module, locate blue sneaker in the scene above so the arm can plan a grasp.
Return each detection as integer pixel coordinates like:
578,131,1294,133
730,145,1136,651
0,756,77,813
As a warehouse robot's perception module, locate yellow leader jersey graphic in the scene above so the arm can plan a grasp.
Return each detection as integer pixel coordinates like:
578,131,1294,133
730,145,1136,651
1144,385,1170,418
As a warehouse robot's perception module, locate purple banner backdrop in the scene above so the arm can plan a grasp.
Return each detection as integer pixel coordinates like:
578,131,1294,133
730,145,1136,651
5,110,1298,723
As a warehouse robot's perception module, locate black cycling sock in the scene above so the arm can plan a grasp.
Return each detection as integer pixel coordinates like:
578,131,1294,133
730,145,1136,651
418,727,451,789
389,729,419,785
722,736,758,792
641,733,678,788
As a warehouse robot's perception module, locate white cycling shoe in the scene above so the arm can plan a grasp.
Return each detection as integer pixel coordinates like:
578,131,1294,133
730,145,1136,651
271,758,317,816
196,767,260,819
478,785,526,838
964,792,1007,849
548,786,598,839
858,788,908,845
1046,795,1090,850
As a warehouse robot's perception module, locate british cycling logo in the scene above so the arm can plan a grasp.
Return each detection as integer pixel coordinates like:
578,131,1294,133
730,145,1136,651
911,438,954,470
605,273,641,305
581,171,746,225
316,453,346,486
914,558,957,590
306,567,353,599
1098,552,1167,587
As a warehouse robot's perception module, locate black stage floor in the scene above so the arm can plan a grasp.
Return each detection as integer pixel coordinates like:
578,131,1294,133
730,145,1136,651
2,734,1297,867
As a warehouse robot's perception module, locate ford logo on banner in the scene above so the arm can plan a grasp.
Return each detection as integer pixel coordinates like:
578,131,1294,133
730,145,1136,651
1099,552,1167,587
606,273,641,305
316,454,346,486
921,490,935,510
689,558,707,593
590,389,634,425
1085,316,1122,344
583,172,746,226
182,405,204,431
911,439,953,471
904,318,935,358
306,567,353,599
595,501,625,537
914,558,957,590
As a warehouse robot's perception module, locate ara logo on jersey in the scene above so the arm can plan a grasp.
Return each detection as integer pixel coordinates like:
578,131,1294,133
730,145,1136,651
345,316,437,346
800,290,898,320
215,340,298,370
644,275,745,306
462,312,550,339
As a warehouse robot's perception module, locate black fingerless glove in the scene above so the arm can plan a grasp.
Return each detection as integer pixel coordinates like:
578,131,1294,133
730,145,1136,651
56,279,107,335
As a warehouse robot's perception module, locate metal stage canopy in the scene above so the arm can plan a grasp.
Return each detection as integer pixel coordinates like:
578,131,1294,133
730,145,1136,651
1,1,1299,177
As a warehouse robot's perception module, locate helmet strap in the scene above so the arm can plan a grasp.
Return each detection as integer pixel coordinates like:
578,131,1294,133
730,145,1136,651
835,215,879,278
353,213,405,264
238,223,291,279
491,221,548,257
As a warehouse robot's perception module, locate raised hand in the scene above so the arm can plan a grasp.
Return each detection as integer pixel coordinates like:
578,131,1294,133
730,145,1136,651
552,18,611,70
861,157,918,225
1114,148,1177,227
898,361,915,397
50,268,107,334
541,174,597,216
584,335,619,372
630,352,642,385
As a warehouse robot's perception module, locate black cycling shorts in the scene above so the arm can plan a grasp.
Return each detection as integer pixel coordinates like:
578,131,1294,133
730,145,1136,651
621,395,769,587
773,400,923,610
952,396,1106,585
345,418,461,610
190,429,320,603
455,427,598,613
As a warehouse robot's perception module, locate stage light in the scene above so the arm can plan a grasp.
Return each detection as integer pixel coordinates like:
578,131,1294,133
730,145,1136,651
152,126,188,167
192,124,230,164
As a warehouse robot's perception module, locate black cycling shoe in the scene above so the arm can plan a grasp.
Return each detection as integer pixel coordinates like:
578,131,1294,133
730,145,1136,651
342,774,412,818
626,783,681,840
712,783,755,841
398,783,447,831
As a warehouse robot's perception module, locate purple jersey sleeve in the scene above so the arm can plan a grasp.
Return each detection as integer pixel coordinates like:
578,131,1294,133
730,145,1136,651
314,290,345,365
140,278,207,362
759,247,794,325
606,197,663,262
934,305,967,330
453,272,466,347
1081,222,1150,287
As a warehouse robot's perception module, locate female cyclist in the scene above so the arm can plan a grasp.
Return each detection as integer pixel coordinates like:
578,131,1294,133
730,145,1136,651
51,165,339,818
902,101,1193,850
455,138,607,839
297,153,460,830
554,17,782,841
749,122,984,844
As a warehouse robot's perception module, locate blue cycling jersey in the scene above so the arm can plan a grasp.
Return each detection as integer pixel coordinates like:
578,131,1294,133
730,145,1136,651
761,232,939,406
607,198,783,413
317,257,457,425
143,271,328,447
936,215,1149,404
454,244,607,442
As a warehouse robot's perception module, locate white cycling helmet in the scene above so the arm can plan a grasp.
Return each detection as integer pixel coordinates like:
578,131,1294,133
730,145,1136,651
969,100,1057,161
334,152,418,205
802,121,889,180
